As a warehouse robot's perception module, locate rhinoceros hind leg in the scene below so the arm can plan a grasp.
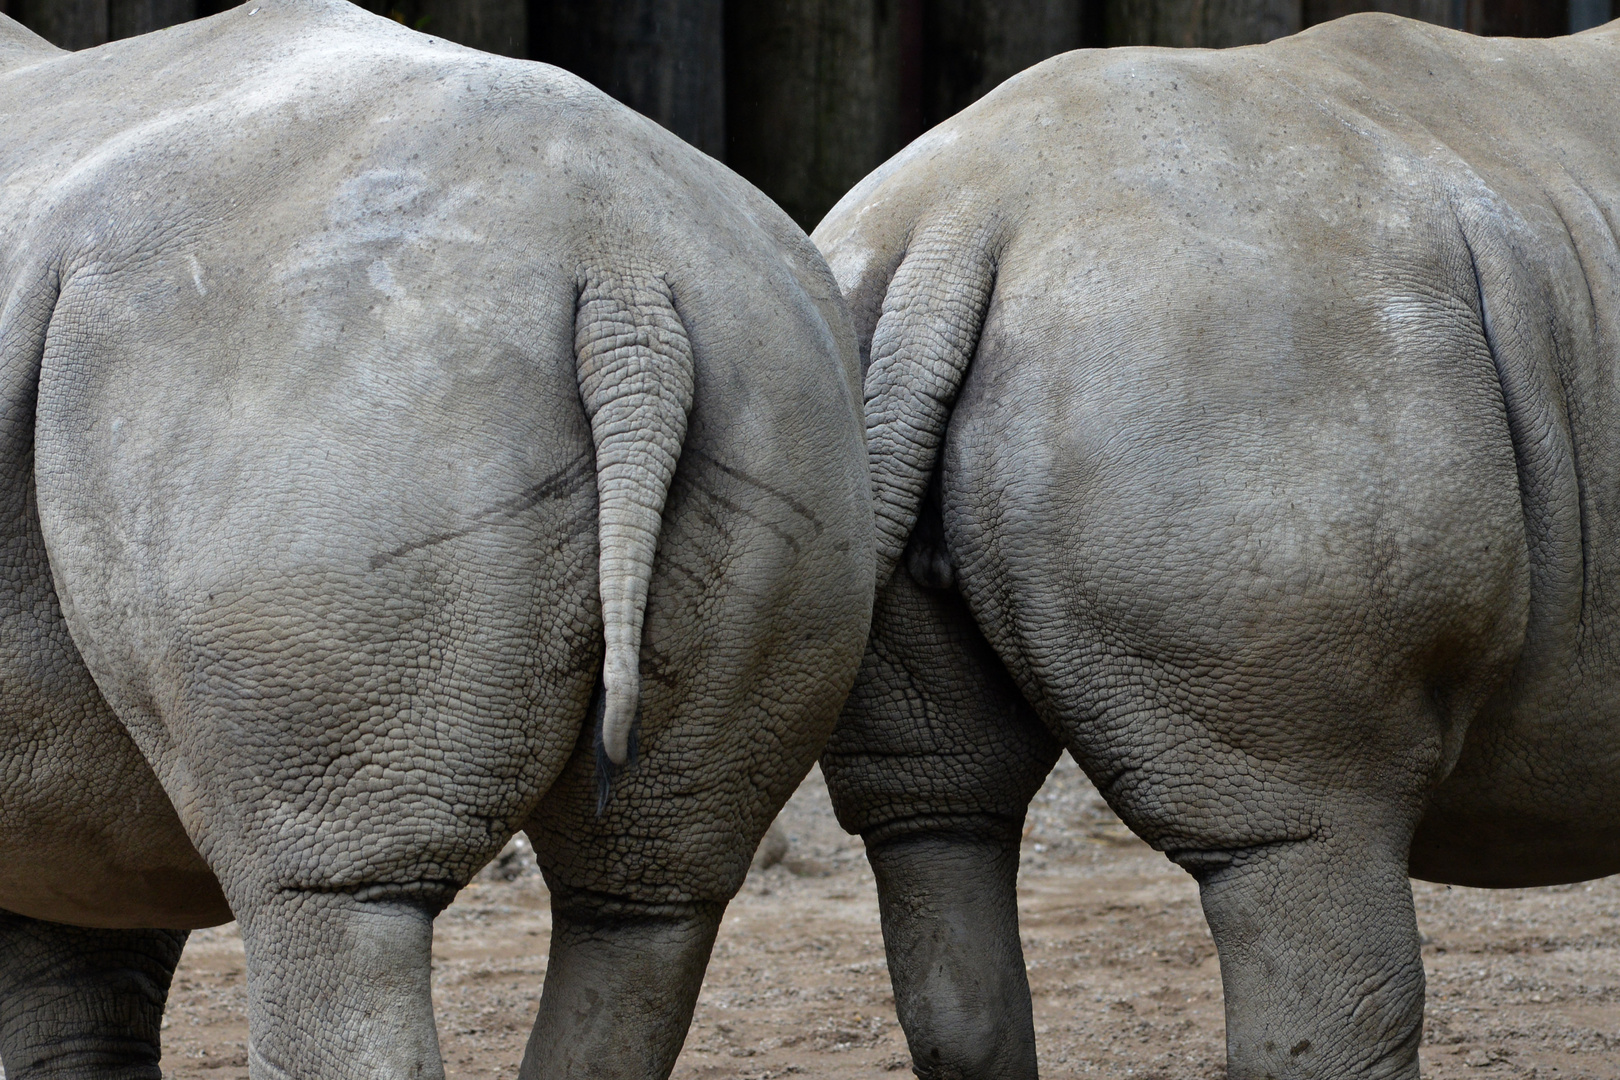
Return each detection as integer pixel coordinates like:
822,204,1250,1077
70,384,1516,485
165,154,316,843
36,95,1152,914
866,823,1037,1080
1178,832,1424,1080
518,883,722,1080
0,911,186,1080
824,565,1059,1080
234,890,444,1080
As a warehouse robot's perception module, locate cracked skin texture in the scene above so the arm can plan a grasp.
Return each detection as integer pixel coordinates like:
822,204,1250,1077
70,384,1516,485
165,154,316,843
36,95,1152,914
816,14,1620,1080
0,2,872,1077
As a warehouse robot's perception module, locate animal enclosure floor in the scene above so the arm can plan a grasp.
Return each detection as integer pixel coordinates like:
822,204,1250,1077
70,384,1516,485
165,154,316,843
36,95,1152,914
151,757,1620,1080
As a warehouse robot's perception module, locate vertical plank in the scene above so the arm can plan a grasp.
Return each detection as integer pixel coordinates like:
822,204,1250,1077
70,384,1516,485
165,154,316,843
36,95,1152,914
414,0,526,57
1464,0,1567,34
726,0,905,229
899,0,925,141
533,0,725,159
1106,0,1304,46
923,0,1083,124
1304,0,1586,32
1079,0,1110,45
1570,0,1613,30
1303,0,1460,27
109,0,197,40
346,2,526,58
13,0,109,50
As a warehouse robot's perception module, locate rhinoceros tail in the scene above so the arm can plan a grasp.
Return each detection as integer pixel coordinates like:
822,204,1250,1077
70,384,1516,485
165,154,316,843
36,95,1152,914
863,202,1003,586
574,266,695,769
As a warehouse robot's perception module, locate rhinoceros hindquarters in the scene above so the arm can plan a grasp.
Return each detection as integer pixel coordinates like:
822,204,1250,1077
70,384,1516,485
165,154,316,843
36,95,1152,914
4,4,872,1075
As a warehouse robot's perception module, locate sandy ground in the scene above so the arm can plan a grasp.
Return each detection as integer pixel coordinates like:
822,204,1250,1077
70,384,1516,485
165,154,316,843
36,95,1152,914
147,755,1620,1080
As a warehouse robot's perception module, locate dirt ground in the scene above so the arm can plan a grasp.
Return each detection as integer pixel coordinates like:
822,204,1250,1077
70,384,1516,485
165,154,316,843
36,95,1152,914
147,755,1620,1080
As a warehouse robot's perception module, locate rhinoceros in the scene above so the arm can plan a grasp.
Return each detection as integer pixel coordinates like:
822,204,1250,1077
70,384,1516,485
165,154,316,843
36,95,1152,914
815,13,1620,1079
0,2,872,1077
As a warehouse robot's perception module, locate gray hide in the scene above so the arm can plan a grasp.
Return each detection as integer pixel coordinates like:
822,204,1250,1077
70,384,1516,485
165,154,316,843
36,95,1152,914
815,14,1620,1080
0,2,874,1078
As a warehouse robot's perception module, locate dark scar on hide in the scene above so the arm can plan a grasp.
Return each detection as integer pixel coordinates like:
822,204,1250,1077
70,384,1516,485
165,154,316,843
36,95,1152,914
367,451,594,570
676,449,828,556
684,480,803,556
688,449,826,535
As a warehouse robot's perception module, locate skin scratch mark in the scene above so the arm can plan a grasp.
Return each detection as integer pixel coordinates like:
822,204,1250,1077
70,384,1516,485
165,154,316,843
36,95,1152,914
369,446,821,574
367,451,593,570
684,478,802,557
688,449,826,536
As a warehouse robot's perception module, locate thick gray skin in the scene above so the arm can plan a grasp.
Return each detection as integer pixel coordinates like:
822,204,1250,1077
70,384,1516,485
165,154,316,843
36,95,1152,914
0,3,873,1078
815,15,1620,1080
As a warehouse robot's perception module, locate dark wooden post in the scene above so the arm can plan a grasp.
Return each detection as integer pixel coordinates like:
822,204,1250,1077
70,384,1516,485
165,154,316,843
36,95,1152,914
899,0,925,140
1304,0,1576,33
110,0,198,40
532,0,725,159
1569,0,1613,31
11,0,108,49
413,0,527,57
1463,0,1568,34
922,0,1084,125
346,2,526,58
725,0,906,229
1303,1,1461,26
1105,0,1304,46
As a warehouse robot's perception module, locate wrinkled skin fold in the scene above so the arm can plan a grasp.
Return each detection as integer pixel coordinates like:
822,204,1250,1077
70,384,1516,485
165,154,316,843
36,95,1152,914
0,2,873,1077
816,14,1620,1080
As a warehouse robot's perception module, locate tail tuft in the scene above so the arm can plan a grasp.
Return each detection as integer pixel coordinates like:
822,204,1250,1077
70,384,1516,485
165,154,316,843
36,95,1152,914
591,674,640,814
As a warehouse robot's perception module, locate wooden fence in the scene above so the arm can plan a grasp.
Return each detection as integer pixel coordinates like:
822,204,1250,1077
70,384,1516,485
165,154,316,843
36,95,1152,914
2,0,1608,225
